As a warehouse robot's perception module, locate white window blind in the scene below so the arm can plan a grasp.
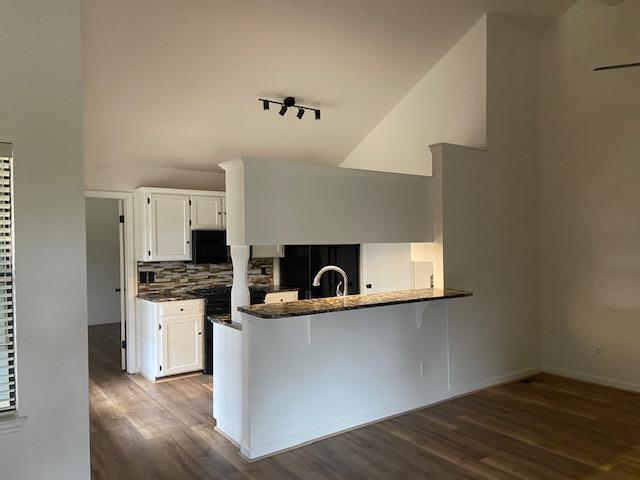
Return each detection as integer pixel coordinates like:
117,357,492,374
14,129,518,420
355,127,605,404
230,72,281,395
0,151,14,413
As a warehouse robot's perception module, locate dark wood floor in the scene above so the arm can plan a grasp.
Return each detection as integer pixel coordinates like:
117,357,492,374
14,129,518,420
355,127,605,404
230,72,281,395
90,323,640,479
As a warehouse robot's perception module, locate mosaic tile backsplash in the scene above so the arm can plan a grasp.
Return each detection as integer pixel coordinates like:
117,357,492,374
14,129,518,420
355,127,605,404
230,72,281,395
137,259,273,295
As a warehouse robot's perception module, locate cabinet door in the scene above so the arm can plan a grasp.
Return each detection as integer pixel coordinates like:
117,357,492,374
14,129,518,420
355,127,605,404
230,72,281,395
159,314,203,376
191,195,224,230
149,194,191,260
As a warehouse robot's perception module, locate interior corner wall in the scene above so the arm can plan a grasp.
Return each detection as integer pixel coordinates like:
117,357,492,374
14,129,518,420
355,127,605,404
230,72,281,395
445,14,541,390
0,0,90,479
338,12,542,393
340,15,487,176
539,0,640,390
84,162,225,192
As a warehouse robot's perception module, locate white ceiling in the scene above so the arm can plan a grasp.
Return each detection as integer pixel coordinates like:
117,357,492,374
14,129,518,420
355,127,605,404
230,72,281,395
82,0,576,172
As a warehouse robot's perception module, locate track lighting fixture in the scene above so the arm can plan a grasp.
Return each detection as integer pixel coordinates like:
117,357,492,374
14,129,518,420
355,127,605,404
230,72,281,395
259,96,321,121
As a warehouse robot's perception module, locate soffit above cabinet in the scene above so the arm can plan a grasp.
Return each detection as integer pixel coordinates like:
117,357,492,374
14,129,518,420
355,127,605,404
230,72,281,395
220,157,433,246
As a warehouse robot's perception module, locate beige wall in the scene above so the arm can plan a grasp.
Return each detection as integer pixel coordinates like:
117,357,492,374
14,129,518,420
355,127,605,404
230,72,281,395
540,0,640,389
341,16,487,176
85,163,225,192
86,198,121,326
0,0,89,478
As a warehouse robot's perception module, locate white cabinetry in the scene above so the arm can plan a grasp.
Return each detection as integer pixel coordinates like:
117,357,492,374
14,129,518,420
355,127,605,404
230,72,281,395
139,298,204,381
149,193,191,261
191,194,225,230
135,187,226,261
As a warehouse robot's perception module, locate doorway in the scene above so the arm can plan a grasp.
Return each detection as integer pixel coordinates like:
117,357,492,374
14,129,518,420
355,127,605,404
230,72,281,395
85,197,126,369
84,190,137,373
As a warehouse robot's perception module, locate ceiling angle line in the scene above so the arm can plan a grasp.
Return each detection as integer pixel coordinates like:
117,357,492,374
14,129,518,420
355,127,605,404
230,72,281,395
593,62,640,71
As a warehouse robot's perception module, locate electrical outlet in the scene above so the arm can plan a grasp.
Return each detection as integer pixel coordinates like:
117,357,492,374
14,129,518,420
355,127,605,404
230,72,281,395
595,346,603,356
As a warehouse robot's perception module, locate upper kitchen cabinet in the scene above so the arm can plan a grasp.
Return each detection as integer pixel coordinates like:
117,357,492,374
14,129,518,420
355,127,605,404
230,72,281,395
191,195,225,230
135,187,226,261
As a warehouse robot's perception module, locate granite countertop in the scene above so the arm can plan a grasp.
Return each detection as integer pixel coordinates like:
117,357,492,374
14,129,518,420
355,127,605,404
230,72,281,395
237,288,473,319
137,285,299,303
208,314,242,331
136,292,202,303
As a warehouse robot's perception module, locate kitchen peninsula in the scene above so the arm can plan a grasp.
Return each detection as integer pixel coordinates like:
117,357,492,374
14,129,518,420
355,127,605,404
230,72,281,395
238,288,471,319
215,149,485,460
215,287,472,460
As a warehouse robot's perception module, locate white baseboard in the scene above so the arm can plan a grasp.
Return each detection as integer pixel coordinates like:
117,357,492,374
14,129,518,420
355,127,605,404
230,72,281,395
542,366,640,393
241,365,541,461
449,366,542,397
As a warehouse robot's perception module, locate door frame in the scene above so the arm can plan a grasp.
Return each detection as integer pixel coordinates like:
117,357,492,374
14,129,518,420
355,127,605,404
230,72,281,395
85,190,138,373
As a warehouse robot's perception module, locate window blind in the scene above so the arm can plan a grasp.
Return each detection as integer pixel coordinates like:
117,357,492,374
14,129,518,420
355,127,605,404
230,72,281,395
0,153,14,412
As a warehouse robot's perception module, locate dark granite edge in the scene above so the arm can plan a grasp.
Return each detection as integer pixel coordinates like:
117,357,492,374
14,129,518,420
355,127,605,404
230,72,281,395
137,285,299,303
208,315,242,331
137,293,203,303
237,289,473,319
136,293,203,303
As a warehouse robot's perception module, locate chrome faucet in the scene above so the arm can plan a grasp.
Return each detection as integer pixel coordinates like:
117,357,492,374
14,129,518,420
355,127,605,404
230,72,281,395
312,265,348,297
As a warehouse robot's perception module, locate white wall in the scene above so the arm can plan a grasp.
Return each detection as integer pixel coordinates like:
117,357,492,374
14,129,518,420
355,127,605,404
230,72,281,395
85,162,225,192
340,14,541,393
241,301,454,459
86,198,121,326
361,243,415,293
450,13,541,386
222,157,433,246
0,0,89,479
540,0,640,389
341,16,487,176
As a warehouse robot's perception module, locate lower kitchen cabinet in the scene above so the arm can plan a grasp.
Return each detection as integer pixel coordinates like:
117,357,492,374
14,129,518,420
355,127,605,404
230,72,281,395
138,298,204,381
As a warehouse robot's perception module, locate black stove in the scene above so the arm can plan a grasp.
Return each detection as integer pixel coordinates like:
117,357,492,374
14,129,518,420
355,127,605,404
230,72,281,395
189,286,268,375
190,287,232,317
189,286,267,316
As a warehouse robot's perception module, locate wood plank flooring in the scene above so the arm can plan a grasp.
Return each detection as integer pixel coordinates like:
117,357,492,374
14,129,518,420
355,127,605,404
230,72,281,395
90,323,640,479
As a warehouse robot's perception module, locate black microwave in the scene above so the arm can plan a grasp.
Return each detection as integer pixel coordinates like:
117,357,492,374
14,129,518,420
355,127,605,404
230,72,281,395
191,230,230,264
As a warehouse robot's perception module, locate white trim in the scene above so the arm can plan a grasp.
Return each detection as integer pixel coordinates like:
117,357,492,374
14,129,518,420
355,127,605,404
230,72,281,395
0,413,27,435
85,190,138,373
134,186,225,197
543,367,640,393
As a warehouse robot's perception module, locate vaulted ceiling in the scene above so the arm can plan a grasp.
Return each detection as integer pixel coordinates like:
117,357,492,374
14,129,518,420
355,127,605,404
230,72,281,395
82,0,576,172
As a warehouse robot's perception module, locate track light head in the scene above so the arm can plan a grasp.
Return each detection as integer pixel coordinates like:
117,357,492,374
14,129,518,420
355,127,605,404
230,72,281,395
314,109,321,120
279,105,288,116
297,108,305,119
262,100,270,110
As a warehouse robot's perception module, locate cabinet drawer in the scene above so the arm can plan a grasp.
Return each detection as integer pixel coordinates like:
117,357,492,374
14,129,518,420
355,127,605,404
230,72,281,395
159,300,203,317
